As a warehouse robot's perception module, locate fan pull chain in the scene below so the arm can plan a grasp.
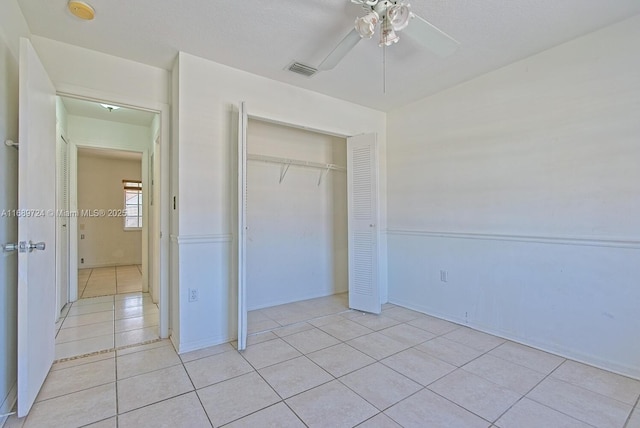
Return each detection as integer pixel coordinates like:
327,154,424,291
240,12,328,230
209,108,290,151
383,40,387,93
382,14,387,93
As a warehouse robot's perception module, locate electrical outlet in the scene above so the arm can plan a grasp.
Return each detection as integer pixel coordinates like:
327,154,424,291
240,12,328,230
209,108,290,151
188,288,199,302
81,258,84,264
440,270,448,283
81,234,85,239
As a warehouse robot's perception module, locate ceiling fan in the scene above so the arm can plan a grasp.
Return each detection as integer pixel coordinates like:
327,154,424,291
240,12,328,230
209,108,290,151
318,0,459,71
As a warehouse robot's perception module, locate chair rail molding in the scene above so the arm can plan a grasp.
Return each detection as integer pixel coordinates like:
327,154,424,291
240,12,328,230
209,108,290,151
387,229,640,250
171,234,233,245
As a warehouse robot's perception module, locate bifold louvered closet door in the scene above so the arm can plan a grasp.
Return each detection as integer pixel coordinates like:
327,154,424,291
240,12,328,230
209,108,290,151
347,133,380,314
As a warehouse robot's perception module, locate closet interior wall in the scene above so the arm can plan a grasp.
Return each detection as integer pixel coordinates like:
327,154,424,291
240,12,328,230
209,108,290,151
246,119,348,310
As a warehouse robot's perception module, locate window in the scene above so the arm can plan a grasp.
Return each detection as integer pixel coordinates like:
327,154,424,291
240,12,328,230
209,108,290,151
123,180,142,229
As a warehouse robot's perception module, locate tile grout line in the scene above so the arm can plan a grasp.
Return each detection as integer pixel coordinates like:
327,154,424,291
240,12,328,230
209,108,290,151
181,358,215,427
115,344,124,427
522,362,632,427
248,313,516,426
112,294,116,359
245,316,464,425
623,394,640,428
80,267,93,299
462,347,569,425
234,340,327,427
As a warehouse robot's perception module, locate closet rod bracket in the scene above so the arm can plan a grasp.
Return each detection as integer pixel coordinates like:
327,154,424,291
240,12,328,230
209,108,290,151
279,163,291,184
5,139,18,150
317,166,331,186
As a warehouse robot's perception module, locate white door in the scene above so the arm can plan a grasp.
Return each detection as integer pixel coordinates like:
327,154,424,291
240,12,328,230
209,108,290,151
17,38,57,417
347,133,380,314
237,102,248,350
56,133,69,316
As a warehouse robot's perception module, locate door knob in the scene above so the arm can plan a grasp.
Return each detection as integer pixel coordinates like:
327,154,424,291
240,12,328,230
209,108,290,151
18,241,46,252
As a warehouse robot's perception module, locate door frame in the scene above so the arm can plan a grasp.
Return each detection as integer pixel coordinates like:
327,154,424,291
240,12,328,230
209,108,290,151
58,87,170,339
236,108,383,347
55,131,69,319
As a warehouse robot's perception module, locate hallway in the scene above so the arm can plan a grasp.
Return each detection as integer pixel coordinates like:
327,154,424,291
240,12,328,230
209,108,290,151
78,265,143,298
54,266,158,360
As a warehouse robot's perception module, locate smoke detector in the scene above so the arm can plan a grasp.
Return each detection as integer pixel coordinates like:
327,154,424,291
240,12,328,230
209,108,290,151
68,1,95,20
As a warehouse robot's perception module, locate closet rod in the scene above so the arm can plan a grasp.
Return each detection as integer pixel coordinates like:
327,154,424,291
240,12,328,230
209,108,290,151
247,154,346,172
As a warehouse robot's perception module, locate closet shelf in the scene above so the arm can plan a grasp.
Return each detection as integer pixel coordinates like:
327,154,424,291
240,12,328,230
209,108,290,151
247,153,346,185
247,154,346,171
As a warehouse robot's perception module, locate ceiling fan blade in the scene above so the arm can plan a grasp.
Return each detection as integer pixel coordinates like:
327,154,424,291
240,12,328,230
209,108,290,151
403,14,459,57
318,29,362,71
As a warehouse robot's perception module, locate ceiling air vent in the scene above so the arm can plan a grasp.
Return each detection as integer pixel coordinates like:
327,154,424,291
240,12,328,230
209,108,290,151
287,62,318,77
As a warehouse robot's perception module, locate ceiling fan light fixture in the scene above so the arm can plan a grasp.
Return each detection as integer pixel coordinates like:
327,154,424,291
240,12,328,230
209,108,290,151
388,3,412,31
355,11,379,39
351,0,379,6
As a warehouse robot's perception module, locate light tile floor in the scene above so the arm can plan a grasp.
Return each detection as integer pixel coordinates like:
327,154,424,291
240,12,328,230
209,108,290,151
78,265,143,298
54,291,159,360
7,294,640,428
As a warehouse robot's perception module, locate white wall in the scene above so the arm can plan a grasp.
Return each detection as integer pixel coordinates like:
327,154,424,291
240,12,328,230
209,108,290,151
172,52,386,352
68,115,152,153
31,36,170,107
77,154,142,267
246,119,347,310
387,16,640,378
0,0,28,420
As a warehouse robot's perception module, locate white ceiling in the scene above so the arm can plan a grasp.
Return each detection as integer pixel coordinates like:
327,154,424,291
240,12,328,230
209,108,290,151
77,146,142,162
61,96,156,126
17,0,640,112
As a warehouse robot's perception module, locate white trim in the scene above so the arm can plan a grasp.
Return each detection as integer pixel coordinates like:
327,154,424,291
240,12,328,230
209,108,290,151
56,85,166,114
173,234,233,245
56,87,171,340
176,335,231,354
248,114,352,139
387,229,640,250
77,262,143,269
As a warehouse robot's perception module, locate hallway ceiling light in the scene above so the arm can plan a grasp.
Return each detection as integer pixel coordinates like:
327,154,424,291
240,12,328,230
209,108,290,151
100,103,120,112
68,1,95,20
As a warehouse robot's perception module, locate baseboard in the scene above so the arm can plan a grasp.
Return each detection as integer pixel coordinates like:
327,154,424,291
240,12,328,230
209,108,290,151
0,382,17,426
248,288,348,312
176,335,232,354
389,298,640,381
80,262,142,269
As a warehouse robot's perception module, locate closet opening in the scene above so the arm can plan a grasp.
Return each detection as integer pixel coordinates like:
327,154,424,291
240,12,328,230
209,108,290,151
245,119,349,333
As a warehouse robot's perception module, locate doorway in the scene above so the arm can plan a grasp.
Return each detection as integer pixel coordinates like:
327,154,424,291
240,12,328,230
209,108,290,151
54,96,162,360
